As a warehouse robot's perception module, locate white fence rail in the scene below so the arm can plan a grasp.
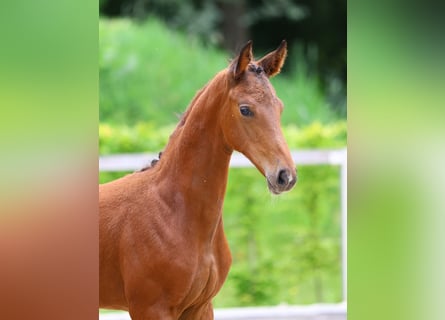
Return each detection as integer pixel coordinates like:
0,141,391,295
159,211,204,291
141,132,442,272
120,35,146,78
100,303,346,320
99,149,347,319
99,149,346,171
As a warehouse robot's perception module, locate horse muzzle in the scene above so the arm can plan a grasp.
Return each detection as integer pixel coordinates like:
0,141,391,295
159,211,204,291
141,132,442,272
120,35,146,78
266,168,297,194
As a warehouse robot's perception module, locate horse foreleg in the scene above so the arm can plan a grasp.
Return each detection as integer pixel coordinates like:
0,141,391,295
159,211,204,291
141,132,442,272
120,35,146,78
179,302,214,320
128,303,177,320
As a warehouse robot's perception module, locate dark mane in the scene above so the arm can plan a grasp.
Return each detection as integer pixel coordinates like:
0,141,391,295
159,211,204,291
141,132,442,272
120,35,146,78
248,63,263,75
137,152,163,172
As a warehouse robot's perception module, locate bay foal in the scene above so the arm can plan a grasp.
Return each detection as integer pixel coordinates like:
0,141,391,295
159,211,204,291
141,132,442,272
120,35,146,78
99,40,297,319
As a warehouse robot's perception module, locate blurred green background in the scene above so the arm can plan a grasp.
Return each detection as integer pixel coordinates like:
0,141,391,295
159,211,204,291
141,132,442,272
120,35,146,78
99,0,346,308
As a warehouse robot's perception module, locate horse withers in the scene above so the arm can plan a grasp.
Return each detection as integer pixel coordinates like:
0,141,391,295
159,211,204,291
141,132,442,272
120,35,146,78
99,40,297,319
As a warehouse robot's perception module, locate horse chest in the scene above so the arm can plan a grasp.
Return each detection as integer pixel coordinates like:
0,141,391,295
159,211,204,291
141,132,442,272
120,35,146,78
188,253,219,299
180,241,231,309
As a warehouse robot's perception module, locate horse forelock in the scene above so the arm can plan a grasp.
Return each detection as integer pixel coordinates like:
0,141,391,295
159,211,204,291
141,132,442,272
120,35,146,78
248,63,264,75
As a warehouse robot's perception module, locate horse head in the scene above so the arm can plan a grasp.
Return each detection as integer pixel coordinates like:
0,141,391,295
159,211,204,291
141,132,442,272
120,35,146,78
221,40,297,194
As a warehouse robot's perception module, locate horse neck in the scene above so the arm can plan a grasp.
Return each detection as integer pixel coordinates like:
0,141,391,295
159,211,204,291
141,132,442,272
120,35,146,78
155,71,232,241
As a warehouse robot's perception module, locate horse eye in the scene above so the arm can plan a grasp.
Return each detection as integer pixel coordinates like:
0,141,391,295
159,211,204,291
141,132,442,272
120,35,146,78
239,105,253,117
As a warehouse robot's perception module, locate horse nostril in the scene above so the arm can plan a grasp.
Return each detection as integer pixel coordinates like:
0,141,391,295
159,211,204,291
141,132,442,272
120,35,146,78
277,169,289,186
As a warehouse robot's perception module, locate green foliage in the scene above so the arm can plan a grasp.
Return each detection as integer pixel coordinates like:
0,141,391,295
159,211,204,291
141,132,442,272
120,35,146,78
99,122,174,154
99,18,342,127
272,58,341,125
284,121,347,148
99,121,346,305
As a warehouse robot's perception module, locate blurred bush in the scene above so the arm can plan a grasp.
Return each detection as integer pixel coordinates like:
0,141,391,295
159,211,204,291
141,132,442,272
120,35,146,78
100,18,227,125
99,121,346,306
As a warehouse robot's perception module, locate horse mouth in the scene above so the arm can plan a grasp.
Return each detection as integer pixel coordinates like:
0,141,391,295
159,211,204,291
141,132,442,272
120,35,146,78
267,178,285,195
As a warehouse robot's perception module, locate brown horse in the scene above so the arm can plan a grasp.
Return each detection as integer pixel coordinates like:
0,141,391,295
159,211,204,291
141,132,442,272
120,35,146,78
99,40,297,319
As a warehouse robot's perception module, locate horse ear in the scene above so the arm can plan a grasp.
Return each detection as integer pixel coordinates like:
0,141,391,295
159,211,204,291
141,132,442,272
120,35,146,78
257,40,288,77
233,40,253,80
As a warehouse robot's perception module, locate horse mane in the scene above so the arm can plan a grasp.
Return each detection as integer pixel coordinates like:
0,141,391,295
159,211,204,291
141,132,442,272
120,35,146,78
177,84,208,127
136,70,228,173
